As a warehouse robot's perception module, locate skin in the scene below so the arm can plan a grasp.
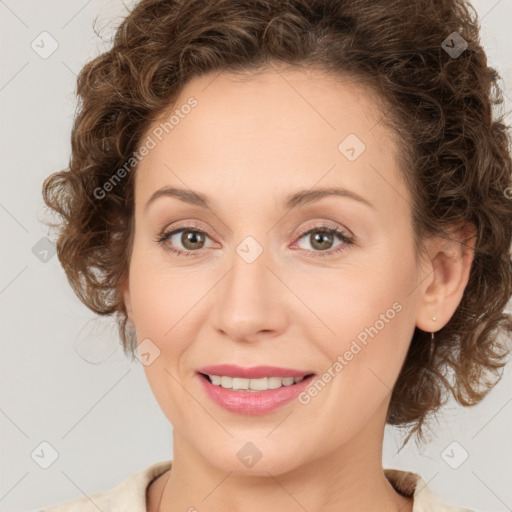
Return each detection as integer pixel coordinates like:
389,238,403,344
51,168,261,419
120,64,475,512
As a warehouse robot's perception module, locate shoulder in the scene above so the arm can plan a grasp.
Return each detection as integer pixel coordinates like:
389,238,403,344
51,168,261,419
384,468,476,512
39,460,172,512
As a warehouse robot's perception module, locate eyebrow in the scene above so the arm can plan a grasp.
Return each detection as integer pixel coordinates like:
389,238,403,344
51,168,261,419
144,185,375,212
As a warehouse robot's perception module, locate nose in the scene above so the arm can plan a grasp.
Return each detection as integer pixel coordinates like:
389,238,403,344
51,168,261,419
212,241,289,344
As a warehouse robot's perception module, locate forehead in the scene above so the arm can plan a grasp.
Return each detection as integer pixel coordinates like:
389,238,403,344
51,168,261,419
134,66,407,216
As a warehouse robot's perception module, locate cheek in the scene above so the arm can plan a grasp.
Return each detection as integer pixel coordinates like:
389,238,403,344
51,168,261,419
128,246,190,340
130,273,194,370
141,360,188,431
127,246,200,380
301,262,405,344
305,251,415,385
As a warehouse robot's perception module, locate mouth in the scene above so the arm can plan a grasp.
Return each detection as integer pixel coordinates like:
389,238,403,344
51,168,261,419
198,372,316,392
195,365,317,415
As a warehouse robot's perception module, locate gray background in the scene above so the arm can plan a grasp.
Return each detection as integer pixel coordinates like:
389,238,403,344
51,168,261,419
1,1,511,511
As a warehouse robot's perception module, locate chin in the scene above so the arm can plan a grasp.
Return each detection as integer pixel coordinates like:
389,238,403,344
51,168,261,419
198,435,308,477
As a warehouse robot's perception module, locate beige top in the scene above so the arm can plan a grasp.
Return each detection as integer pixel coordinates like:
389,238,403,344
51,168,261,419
40,459,475,511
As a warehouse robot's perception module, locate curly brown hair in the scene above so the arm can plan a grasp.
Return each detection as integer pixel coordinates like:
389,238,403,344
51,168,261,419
42,0,512,443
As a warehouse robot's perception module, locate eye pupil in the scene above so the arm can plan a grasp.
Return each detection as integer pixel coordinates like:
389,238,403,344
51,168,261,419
311,231,333,250
182,231,204,249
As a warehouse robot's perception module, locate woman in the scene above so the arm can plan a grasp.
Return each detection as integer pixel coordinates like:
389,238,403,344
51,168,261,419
40,0,512,510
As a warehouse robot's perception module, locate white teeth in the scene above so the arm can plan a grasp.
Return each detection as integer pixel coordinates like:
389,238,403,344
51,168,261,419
207,374,307,391
220,376,232,388
232,377,249,390
210,375,222,385
268,377,283,389
249,378,268,391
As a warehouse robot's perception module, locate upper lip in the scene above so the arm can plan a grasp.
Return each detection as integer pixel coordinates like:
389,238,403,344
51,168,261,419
197,364,315,379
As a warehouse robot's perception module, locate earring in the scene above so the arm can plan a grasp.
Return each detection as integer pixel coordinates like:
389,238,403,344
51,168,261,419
431,315,437,340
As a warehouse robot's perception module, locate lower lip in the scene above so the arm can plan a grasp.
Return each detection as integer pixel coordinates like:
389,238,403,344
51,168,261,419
197,373,315,415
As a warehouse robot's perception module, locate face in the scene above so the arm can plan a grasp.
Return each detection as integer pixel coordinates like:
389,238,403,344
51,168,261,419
122,65,427,475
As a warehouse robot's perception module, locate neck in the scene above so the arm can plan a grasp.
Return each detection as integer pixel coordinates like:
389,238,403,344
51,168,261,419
151,414,413,512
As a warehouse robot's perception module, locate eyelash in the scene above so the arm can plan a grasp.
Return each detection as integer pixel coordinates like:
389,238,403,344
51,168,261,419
155,222,355,259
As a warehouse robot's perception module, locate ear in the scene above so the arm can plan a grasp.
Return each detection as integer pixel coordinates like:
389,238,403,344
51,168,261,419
415,221,477,333
119,276,134,323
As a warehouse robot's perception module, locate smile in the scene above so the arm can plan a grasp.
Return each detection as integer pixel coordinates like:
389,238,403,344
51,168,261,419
203,374,307,391
195,365,316,415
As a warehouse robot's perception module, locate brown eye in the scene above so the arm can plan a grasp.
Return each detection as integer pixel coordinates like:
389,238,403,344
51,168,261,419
156,226,214,256
308,231,335,251
297,227,344,252
294,225,354,259
179,230,206,250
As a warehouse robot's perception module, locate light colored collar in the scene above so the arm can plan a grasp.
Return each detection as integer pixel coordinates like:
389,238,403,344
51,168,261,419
41,460,475,512
384,468,475,512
